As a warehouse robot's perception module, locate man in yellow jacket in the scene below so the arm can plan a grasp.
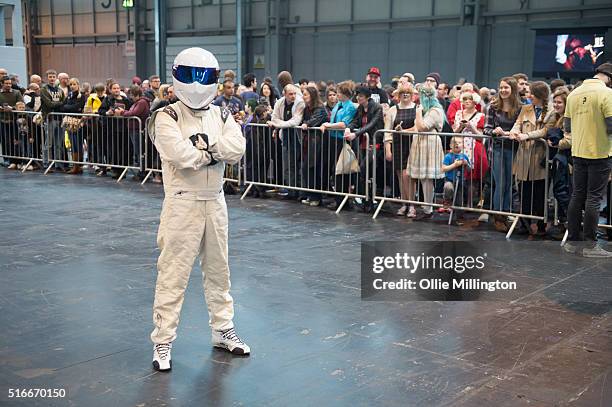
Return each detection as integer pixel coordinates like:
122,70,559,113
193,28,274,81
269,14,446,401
563,62,612,257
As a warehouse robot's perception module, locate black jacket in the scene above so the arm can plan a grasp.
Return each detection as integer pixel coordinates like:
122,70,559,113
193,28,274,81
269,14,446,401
302,105,327,128
349,99,384,144
62,91,86,113
98,95,132,117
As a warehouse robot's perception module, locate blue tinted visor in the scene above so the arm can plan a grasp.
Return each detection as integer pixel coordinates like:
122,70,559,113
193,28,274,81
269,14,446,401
172,65,219,85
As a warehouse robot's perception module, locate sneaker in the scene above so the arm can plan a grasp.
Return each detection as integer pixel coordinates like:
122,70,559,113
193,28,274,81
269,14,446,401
396,205,407,216
8,163,17,169
406,206,417,218
17,164,22,170
562,242,579,255
152,343,172,371
309,200,321,207
582,245,612,258
301,199,311,205
26,165,34,171
212,327,250,355
478,213,489,223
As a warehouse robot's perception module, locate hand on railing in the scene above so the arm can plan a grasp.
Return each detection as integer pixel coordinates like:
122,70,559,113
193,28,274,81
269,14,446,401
343,128,356,141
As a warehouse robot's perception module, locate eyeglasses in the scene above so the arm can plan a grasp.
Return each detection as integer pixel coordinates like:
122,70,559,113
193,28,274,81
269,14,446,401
172,65,220,85
461,98,473,102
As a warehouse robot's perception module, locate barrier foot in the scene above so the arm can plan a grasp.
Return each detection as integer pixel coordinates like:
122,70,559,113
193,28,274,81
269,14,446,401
372,198,385,219
335,195,349,214
561,229,569,246
506,216,519,240
21,159,33,173
116,168,128,183
141,170,153,185
240,183,253,200
44,161,55,175
448,209,454,225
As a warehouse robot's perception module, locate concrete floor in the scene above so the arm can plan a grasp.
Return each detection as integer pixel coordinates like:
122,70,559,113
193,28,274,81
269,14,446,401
0,168,610,407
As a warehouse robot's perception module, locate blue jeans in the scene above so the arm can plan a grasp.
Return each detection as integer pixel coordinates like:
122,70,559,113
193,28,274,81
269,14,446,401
491,146,513,212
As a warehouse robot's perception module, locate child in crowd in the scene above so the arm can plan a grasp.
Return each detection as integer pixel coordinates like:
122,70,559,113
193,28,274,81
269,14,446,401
15,101,34,171
440,137,471,214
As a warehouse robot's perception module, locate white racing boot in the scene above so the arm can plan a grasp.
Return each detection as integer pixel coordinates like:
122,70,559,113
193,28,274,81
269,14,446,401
152,343,172,371
212,327,250,355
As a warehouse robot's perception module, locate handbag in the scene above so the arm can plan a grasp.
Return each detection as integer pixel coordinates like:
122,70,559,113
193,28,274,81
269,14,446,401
335,141,360,175
61,115,82,133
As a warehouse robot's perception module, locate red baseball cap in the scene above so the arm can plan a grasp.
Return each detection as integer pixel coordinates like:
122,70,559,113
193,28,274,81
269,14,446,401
367,67,381,77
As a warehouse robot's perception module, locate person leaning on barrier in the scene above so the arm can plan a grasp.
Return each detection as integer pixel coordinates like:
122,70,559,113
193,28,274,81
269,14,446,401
23,83,41,112
483,77,522,233
97,82,132,178
346,85,385,211
405,85,446,219
299,86,328,207
268,83,305,200
320,80,357,211
509,81,553,239
148,47,249,372
563,62,612,258
41,70,66,171
0,75,23,168
244,102,272,198
544,87,572,241
384,83,417,216
61,78,86,174
452,91,489,213
121,85,151,180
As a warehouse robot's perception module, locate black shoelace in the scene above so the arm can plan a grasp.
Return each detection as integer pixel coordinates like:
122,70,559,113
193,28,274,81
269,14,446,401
221,328,244,344
155,343,170,360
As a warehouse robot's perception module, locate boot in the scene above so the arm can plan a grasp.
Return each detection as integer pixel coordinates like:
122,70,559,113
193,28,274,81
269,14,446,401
67,153,82,175
493,214,509,233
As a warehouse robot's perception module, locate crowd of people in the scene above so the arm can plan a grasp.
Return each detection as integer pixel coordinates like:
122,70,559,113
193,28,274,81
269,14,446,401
0,63,610,253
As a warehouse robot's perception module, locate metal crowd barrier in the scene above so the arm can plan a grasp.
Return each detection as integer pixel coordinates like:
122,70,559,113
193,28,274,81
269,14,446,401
0,110,45,172
241,123,369,213
141,117,162,185
45,112,142,183
371,129,551,238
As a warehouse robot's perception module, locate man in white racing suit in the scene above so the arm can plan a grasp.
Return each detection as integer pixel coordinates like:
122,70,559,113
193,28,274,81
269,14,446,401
149,47,249,372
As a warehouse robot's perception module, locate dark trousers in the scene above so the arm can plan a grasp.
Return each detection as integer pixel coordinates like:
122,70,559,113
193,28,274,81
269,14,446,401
551,152,572,222
1,121,18,164
301,131,323,201
567,157,611,243
271,135,283,185
246,126,271,185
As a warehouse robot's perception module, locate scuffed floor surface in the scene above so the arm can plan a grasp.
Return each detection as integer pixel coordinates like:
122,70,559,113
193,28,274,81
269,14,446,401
0,168,610,407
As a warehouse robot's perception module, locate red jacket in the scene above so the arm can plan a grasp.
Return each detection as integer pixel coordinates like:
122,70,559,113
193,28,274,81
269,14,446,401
446,98,482,127
122,97,150,131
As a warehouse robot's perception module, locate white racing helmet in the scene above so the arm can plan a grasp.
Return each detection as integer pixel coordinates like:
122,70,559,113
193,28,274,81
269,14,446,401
172,47,220,109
